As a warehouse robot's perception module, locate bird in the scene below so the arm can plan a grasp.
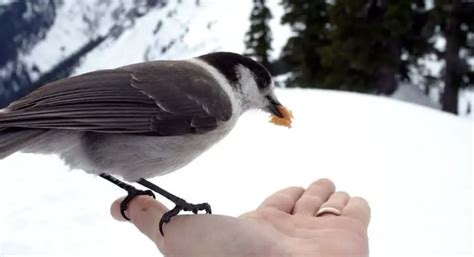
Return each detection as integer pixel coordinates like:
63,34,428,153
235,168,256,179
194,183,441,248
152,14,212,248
0,52,292,235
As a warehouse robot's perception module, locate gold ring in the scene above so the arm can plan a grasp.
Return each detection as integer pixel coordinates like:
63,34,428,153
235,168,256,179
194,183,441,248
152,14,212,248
316,207,342,217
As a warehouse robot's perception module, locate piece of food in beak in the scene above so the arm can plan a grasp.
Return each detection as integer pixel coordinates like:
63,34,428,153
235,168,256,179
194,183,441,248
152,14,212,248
270,105,293,128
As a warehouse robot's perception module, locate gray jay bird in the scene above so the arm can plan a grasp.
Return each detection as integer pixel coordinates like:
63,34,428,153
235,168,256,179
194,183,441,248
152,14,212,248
0,52,292,235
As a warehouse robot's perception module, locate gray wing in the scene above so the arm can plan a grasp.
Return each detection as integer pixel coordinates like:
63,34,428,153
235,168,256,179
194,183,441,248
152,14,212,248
0,61,233,136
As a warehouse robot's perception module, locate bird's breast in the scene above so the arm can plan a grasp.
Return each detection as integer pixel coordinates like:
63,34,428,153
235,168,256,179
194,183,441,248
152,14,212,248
83,118,238,181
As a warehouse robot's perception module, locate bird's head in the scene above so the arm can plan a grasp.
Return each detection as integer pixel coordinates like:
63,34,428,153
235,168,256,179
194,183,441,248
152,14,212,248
199,52,293,127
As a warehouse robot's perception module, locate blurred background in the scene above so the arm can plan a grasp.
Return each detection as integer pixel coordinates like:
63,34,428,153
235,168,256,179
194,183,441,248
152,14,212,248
0,0,473,118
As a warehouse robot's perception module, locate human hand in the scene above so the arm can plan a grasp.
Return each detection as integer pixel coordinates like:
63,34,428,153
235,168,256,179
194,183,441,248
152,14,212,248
110,178,370,257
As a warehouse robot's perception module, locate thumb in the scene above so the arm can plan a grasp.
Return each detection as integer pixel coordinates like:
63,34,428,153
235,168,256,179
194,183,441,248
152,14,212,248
110,195,168,246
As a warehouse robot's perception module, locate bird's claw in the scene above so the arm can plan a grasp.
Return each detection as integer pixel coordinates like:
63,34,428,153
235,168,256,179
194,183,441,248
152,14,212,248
120,189,156,220
159,201,212,236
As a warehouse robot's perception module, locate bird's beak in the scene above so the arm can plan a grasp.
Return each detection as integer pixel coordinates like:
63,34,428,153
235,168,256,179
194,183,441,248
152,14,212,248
266,96,285,118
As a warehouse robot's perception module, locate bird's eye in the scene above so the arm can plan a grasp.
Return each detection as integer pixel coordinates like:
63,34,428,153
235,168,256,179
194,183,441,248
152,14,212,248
256,78,269,90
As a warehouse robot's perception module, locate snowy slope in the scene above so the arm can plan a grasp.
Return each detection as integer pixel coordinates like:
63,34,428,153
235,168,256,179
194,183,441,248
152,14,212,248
17,0,255,77
16,0,165,81
0,89,472,257
9,0,287,75
73,0,253,74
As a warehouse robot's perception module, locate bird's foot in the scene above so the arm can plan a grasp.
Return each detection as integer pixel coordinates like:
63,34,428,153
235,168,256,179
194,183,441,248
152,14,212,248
159,198,212,236
120,188,156,220
136,178,212,236
99,173,156,220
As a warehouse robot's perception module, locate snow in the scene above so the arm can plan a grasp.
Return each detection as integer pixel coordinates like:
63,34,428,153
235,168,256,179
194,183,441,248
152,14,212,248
460,89,474,119
74,0,255,74
21,1,123,80
0,0,15,6
0,89,472,257
70,0,290,74
391,83,441,109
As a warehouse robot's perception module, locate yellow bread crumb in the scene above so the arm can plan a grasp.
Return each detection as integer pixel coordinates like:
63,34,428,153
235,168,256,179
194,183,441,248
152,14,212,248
270,105,293,128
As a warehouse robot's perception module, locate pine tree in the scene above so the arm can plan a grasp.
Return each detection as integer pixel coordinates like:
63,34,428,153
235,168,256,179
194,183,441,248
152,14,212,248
319,0,413,94
399,0,433,85
430,0,474,114
278,0,472,115
244,0,273,70
280,0,330,87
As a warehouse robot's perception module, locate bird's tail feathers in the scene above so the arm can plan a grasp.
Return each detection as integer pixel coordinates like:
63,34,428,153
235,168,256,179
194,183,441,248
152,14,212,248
0,128,47,160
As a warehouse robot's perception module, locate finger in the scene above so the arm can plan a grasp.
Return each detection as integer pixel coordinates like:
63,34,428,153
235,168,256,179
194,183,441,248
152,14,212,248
293,178,335,216
341,197,371,228
110,195,169,244
111,197,128,221
316,191,350,217
258,186,305,213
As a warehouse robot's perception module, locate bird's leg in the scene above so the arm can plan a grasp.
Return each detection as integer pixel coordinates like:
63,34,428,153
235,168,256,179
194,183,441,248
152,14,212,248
137,178,212,236
99,173,155,220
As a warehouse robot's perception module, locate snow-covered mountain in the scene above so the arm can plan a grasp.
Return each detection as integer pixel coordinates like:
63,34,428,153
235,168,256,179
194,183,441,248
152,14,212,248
0,0,255,107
